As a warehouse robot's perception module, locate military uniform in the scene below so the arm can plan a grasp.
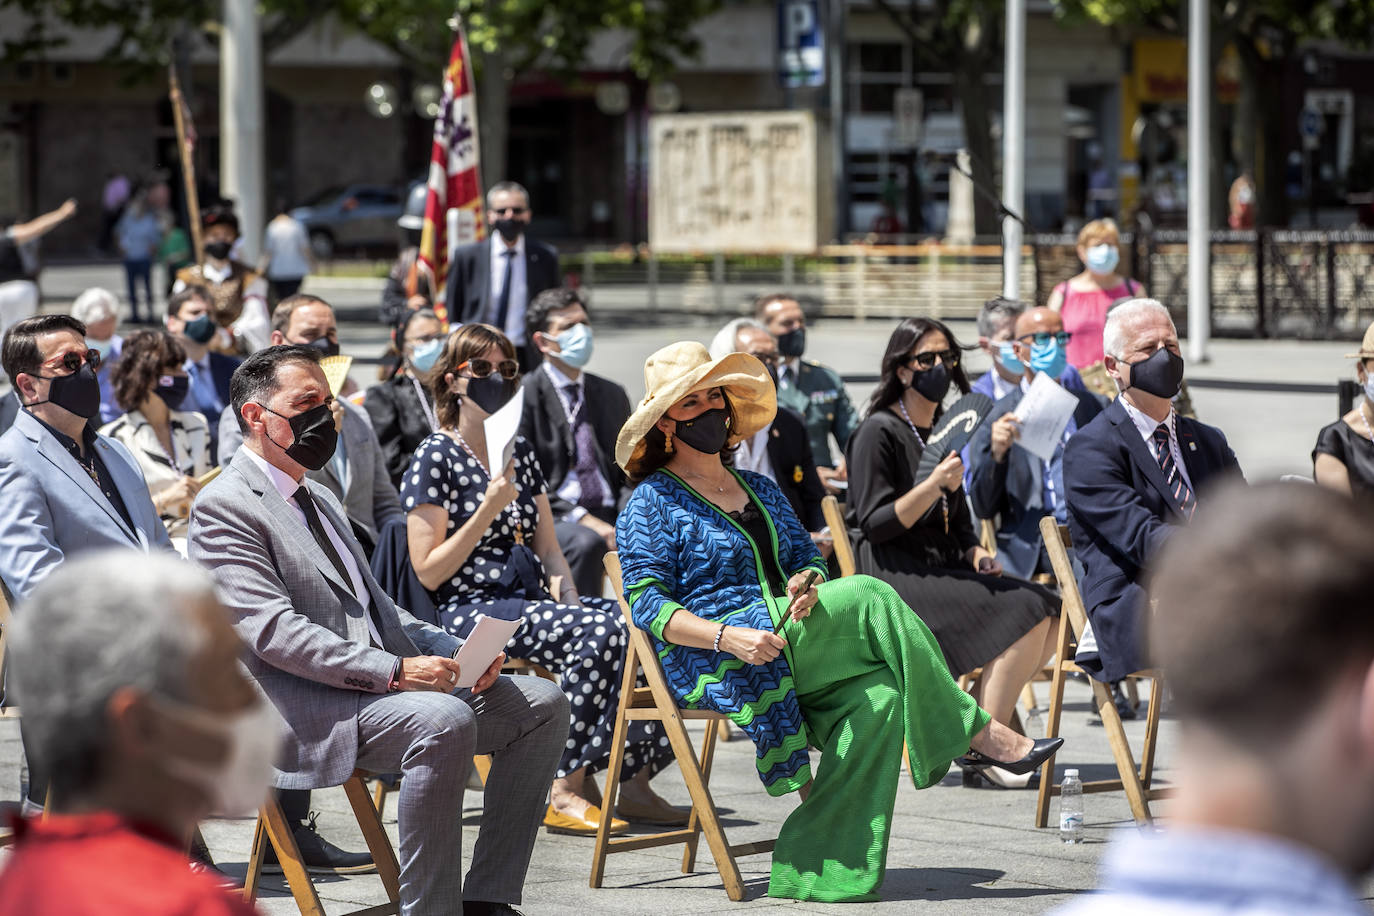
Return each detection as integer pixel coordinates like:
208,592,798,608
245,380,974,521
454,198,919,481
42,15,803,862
775,359,858,468
173,260,270,354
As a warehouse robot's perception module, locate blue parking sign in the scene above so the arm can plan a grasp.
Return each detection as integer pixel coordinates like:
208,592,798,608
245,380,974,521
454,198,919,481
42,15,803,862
778,0,825,89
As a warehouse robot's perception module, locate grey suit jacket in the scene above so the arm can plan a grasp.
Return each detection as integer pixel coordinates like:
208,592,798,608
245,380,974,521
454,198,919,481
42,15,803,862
187,447,461,788
0,409,172,599
218,401,404,545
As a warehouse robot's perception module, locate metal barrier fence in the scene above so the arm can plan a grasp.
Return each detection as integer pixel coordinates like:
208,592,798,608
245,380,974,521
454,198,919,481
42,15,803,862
570,231,1374,338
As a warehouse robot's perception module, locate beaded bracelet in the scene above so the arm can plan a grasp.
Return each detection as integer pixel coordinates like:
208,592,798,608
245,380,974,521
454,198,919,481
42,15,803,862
713,623,727,652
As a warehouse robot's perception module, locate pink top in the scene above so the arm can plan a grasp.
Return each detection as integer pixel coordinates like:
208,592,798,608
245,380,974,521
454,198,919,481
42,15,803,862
1057,278,1139,368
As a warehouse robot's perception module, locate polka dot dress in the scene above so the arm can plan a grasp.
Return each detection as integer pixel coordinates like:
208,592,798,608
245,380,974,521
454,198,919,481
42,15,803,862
402,432,672,781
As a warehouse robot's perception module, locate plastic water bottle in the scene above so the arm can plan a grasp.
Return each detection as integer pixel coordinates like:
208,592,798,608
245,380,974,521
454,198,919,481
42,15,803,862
1059,768,1084,844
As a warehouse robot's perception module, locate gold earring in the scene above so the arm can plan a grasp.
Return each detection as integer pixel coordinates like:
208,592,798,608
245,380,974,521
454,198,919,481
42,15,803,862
664,432,673,453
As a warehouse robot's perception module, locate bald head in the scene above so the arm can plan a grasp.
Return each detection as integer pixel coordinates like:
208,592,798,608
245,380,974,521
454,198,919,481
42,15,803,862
1013,306,1063,340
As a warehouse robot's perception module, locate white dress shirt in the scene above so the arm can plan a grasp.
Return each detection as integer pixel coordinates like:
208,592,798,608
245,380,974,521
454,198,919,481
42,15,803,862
1119,396,1194,492
489,234,527,344
735,425,776,481
542,360,614,521
241,446,383,646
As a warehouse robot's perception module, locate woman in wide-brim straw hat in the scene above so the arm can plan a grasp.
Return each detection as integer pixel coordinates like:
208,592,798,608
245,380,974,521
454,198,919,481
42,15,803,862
1314,319,1374,499
614,341,1062,903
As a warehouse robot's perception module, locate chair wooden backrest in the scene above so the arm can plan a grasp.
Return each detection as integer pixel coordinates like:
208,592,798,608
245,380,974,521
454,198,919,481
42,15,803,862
1033,517,1170,828
820,495,855,577
591,553,773,902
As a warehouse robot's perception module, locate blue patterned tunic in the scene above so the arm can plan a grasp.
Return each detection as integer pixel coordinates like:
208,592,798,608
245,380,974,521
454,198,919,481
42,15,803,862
616,468,829,795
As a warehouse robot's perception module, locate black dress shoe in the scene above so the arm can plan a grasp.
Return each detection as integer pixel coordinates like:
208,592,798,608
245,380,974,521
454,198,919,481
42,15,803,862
1112,681,1138,720
463,903,526,916
262,812,376,875
957,736,1064,776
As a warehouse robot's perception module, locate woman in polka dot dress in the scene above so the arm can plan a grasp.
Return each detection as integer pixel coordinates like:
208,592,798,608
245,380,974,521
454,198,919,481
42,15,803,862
403,323,680,837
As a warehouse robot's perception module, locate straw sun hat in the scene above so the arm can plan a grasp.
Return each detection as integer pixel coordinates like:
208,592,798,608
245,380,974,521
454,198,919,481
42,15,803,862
1345,322,1374,359
615,341,777,470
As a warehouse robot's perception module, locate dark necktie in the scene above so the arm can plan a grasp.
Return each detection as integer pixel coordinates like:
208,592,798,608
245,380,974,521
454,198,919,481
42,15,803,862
295,485,383,645
563,384,607,511
493,249,515,331
1152,423,1196,518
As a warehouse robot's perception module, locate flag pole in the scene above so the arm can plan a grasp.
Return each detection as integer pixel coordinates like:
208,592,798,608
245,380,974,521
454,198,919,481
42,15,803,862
169,64,204,265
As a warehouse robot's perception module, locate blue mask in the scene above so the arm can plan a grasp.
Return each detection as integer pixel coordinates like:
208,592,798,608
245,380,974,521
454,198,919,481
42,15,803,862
997,342,1024,375
409,338,443,373
552,323,594,369
88,337,115,361
1029,338,1067,379
1084,243,1120,275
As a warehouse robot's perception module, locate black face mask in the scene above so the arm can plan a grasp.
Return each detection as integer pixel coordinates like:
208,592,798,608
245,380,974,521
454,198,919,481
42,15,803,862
1123,347,1185,399
28,363,102,419
182,314,217,345
776,327,806,359
463,374,519,415
305,336,340,359
154,375,191,411
260,401,338,471
908,362,951,404
204,240,233,260
493,218,526,244
674,407,731,455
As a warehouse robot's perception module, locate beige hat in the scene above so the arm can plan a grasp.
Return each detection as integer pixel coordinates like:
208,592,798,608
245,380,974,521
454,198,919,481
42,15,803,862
1346,322,1374,358
615,341,776,470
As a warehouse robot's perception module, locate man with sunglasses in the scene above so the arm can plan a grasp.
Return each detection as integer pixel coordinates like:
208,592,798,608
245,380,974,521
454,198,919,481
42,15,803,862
966,306,1105,581
443,181,560,371
972,296,1086,403
0,313,173,810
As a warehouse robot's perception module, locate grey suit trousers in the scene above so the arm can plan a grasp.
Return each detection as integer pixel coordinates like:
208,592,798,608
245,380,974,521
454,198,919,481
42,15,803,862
354,674,568,915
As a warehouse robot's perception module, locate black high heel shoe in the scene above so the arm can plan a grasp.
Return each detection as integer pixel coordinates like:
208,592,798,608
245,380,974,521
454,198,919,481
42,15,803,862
956,736,1064,776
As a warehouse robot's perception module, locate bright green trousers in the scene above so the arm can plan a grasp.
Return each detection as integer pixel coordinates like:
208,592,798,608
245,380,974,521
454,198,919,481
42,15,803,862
767,574,990,903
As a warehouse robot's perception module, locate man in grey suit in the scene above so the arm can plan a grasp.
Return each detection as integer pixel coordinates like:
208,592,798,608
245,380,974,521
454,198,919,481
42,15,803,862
189,344,566,916
0,313,173,809
218,294,404,554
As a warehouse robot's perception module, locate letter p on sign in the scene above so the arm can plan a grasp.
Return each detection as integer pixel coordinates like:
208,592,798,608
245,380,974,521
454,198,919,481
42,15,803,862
784,0,815,48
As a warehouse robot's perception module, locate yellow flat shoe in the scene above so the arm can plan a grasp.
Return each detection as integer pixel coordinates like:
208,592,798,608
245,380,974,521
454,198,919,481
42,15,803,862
616,795,692,826
542,803,629,837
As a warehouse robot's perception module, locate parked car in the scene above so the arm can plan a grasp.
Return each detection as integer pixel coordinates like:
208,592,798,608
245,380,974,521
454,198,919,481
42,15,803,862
290,183,408,260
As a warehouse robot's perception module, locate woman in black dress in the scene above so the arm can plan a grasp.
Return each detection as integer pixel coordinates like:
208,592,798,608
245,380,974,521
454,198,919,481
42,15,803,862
403,323,678,837
364,308,445,488
1314,323,1374,500
845,317,1058,785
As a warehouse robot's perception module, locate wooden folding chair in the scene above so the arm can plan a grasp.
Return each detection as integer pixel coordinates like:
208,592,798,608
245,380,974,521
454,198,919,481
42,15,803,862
820,495,855,577
244,770,402,916
591,554,774,902
1033,517,1172,828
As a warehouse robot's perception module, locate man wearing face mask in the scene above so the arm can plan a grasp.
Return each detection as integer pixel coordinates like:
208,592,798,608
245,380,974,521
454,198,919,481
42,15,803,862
0,552,269,915
443,181,561,371
966,306,1105,580
1062,299,1242,683
519,287,630,596
190,345,567,916
167,284,241,463
0,314,173,812
754,293,858,496
972,296,1086,403
173,204,271,354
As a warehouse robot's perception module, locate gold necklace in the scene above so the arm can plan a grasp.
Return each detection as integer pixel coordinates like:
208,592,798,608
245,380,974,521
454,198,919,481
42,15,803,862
679,466,730,494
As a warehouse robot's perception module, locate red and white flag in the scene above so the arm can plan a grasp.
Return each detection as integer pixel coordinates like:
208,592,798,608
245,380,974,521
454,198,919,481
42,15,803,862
419,23,485,326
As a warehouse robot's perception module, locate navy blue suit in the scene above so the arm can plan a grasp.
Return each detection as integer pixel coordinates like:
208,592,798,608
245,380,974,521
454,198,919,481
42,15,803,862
187,350,240,463
967,384,1105,579
1062,397,1242,682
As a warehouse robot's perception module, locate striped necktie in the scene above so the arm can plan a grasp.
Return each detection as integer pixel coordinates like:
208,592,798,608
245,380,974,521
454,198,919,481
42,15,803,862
1152,423,1196,518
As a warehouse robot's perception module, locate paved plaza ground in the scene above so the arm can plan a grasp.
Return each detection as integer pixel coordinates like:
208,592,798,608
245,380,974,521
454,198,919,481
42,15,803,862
1,263,1369,912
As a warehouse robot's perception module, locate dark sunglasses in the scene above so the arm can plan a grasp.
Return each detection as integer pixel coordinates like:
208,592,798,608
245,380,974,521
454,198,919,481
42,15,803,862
1016,331,1073,347
906,349,960,371
490,207,528,216
458,358,520,381
43,348,102,375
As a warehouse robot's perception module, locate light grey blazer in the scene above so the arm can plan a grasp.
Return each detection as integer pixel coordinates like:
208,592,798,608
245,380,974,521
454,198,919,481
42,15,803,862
187,447,461,788
218,400,404,544
0,408,172,599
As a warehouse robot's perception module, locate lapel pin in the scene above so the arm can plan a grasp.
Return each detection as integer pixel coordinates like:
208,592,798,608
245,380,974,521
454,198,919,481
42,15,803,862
1188,442,1197,451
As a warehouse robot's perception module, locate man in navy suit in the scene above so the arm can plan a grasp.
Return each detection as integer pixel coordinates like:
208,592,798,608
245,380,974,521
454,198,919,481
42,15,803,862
443,181,560,371
166,284,240,463
971,296,1086,403
967,306,1105,580
0,313,172,809
1063,298,1242,682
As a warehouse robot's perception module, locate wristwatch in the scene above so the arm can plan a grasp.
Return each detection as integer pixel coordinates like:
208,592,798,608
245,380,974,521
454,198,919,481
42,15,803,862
387,657,403,692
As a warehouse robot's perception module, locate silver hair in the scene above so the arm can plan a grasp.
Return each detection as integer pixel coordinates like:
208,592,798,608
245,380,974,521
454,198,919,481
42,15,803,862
976,296,1027,338
1102,297,1174,360
9,551,216,801
707,317,770,360
70,287,120,327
